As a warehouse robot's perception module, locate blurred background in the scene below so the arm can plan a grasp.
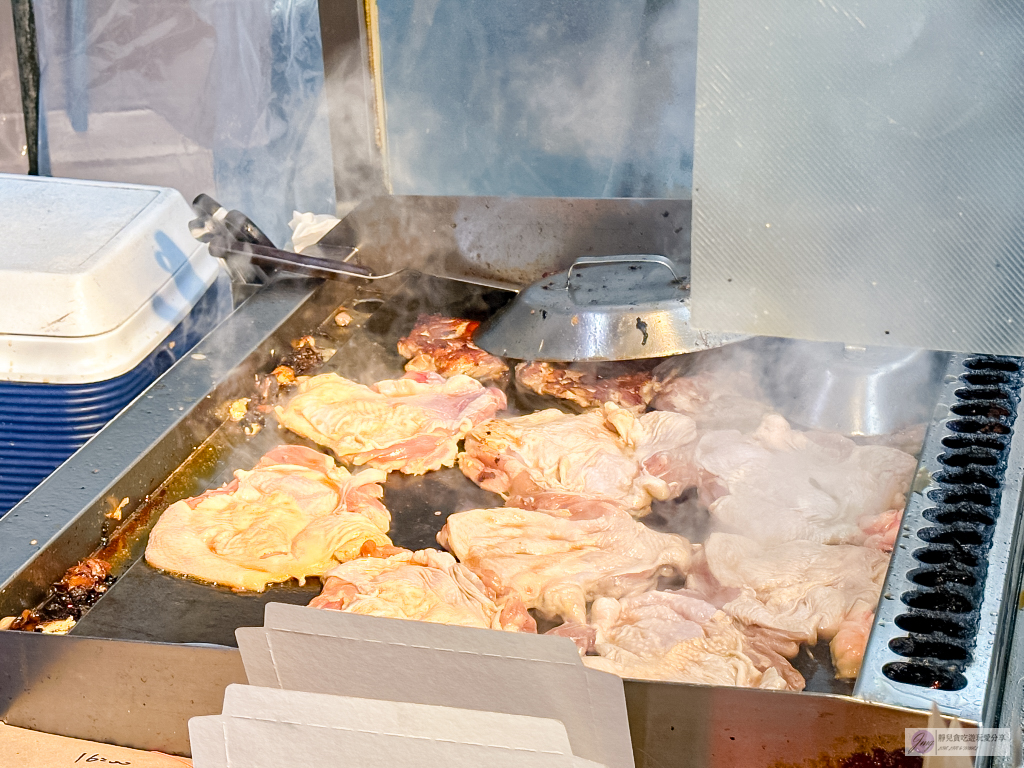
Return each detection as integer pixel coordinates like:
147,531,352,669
0,0,698,246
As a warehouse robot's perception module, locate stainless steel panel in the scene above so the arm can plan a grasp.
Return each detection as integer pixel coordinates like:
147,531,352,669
373,1,697,199
0,631,246,755
0,628,936,764
624,681,934,767
690,1,1024,355
319,195,692,289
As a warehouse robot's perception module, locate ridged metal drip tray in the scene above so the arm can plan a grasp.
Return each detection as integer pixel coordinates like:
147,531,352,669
856,354,1024,722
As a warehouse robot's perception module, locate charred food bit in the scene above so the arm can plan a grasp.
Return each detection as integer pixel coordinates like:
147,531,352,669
515,361,657,410
105,496,129,521
287,335,324,375
228,398,251,421
277,371,506,474
234,338,327,436
145,445,392,592
1,558,115,633
397,315,509,381
272,365,298,387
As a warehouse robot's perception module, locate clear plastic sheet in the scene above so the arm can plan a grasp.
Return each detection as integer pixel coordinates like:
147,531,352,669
0,0,28,174
691,1,1024,355
377,0,698,198
32,0,335,246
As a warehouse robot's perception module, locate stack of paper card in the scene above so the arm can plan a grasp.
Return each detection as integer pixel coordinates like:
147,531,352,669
188,603,634,768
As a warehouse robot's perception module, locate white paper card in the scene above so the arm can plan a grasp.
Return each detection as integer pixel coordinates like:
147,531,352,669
201,714,597,768
236,604,634,768
219,684,575,755
188,717,227,768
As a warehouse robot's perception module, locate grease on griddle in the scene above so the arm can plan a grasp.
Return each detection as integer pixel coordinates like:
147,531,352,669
238,335,326,436
1,558,115,633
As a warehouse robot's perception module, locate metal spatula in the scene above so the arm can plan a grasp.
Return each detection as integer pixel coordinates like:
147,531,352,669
474,253,747,362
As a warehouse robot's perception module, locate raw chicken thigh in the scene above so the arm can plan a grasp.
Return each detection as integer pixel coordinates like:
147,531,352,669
694,415,916,545
458,403,697,513
515,361,656,409
652,366,773,432
438,505,692,624
145,446,392,592
310,545,536,633
277,371,505,474
692,532,890,678
582,590,802,690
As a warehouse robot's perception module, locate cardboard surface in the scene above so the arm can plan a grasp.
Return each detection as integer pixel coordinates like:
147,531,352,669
241,604,633,768
0,722,192,767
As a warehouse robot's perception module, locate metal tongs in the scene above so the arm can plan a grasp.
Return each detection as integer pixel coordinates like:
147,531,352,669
188,194,398,283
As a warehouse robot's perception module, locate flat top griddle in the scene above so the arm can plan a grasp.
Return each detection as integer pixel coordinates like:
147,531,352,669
16,271,852,693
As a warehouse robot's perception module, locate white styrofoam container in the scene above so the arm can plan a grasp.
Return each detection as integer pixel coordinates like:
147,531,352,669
0,174,222,383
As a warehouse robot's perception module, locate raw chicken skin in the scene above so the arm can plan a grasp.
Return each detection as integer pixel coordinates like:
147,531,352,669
276,371,506,474
635,410,702,498
438,505,692,624
310,546,536,632
583,591,802,690
695,532,888,676
458,403,697,513
145,446,392,592
694,414,916,545
652,367,773,432
830,599,876,679
397,315,509,381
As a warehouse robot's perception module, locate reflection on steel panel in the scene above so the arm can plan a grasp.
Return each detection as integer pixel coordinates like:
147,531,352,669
691,1,1024,356
374,0,697,199
0,631,246,756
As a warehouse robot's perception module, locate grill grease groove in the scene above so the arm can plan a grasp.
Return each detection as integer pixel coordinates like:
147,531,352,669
882,355,1023,692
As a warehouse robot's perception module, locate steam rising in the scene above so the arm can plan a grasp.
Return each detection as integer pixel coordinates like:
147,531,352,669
375,0,697,198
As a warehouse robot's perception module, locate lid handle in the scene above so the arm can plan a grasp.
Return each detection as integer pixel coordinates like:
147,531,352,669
566,254,680,289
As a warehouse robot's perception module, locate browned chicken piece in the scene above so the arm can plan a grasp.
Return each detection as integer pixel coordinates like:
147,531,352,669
397,315,509,381
515,361,656,409
437,504,692,624
688,532,889,679
581,590,804,690
277,371,506,475
458,403,697,513
310,546,536,633
145,445,392,592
